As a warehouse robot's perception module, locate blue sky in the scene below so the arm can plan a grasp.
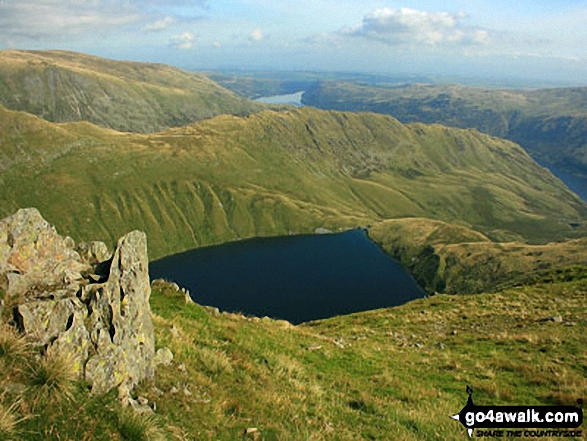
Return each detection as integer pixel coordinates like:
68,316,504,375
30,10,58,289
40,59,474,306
0,0,586,85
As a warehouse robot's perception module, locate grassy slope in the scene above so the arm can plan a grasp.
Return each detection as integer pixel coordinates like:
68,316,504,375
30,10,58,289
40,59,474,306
0,50,263,133
369,218,587,294
5,278,585,440
147,279,587,440
302,82,587,178
1,106,586,261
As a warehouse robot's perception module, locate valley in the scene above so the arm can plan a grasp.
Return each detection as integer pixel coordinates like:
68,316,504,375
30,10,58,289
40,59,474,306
213,72,587,202
301,81,587,201
0,50,585,440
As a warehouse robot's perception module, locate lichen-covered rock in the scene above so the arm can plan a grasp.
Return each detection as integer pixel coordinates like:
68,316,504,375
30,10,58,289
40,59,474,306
0,208,88,298
0,209,156,398
154,347,174,366
82,231,155,394
16,297,87,346
76,241,112,266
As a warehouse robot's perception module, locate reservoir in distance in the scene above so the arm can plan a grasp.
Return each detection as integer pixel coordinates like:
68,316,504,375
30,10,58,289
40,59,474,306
254,91,305,107
149,229,426,324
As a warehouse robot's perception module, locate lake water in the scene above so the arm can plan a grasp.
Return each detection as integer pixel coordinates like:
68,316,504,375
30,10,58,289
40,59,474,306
149,229,426,324
255,91,305,107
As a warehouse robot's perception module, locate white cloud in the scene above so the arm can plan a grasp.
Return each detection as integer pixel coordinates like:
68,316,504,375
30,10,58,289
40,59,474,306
142,16,175,32
344,7,491,47
472,30,491,45
0,1,141,42
169,32,195,49
249,28,264,42
0,0,206,45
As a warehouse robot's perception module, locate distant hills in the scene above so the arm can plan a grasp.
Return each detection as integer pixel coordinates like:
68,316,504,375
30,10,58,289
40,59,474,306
1,51,586,294
1,104,585,261
0,50,263,133
301,81,587,196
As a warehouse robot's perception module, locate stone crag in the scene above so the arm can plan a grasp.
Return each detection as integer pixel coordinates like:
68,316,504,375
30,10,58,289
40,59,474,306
0,208,156,397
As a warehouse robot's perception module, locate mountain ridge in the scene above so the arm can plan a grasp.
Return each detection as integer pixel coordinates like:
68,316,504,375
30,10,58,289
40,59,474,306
1,104,585,263
0,49,264,133
302,81,587,190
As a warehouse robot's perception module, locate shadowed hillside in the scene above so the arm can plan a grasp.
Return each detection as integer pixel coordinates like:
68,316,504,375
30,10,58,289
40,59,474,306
0,50,263,133
0,105,585,262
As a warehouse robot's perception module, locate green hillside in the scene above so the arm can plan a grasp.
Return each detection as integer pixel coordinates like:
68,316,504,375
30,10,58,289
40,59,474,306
302,82,587,183
368,218,587,294
3,277,585,440
0,50,263,133
1,105,586,263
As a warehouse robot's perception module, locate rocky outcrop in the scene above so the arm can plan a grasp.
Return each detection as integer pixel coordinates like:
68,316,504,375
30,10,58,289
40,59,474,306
0,208,155,396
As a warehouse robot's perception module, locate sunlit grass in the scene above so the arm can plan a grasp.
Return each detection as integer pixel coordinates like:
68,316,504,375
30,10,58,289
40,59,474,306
0,324,32,372
0,395,27,440
25,352,78,409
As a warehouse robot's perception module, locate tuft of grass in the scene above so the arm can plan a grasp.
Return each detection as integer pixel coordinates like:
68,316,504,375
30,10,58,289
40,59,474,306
0,396,26,440
0,324,32,372
117,408,166,441
25,352,77,408
196,346,234,376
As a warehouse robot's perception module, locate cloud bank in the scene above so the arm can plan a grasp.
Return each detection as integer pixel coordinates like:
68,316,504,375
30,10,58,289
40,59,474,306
344,7,491,46
0,0,205,45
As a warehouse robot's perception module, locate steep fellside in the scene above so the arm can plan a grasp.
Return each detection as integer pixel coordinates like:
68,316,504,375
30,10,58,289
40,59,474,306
0,106,585,260
0,50,263,133
3,268,586,439
302,82,587,187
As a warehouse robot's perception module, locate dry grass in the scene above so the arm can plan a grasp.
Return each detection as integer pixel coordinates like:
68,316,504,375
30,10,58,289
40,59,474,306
195,346,234,376
117,408,167,441
25,352,78,409
0,324,32,371
0,395,26,440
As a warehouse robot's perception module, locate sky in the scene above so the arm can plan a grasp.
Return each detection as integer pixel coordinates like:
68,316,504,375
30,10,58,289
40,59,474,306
0,0,586,85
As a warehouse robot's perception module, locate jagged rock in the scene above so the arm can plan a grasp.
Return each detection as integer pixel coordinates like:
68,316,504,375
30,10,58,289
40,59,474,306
0,209,156,398
202,305,220,316
82,231,155,395
76,241,112,266
16,296,88,345
154,347,174,366
128,396,154,414
0,208,88,298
